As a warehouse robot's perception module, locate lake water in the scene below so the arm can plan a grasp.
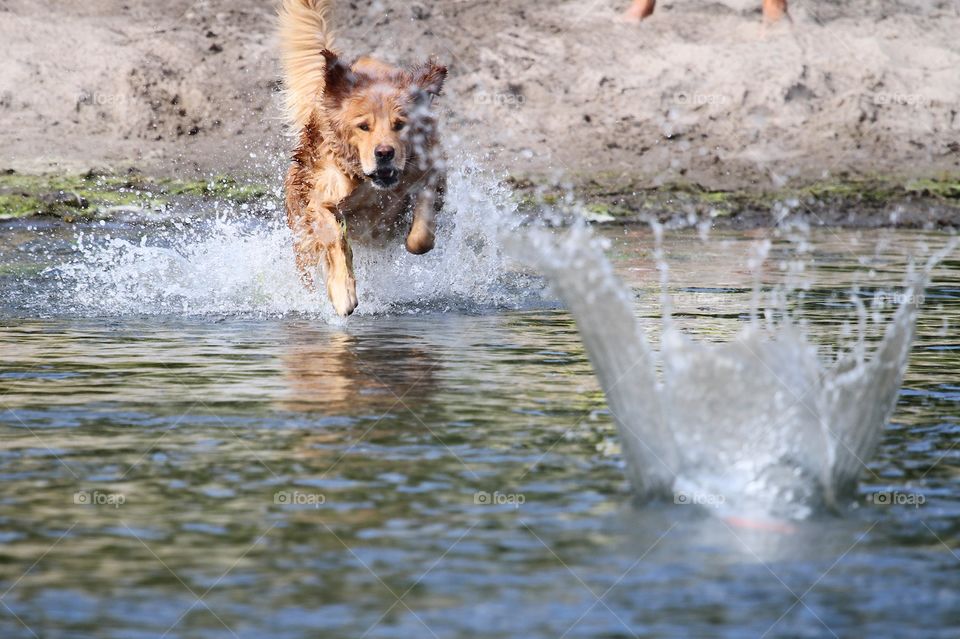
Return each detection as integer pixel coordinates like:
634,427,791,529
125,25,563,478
0,215,958,638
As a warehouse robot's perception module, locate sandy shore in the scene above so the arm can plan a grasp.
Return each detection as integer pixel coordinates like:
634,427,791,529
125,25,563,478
1,0,958,194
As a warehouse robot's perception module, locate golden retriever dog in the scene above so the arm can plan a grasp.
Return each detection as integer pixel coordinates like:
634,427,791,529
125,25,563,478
624,0,788,22
278,0,447,316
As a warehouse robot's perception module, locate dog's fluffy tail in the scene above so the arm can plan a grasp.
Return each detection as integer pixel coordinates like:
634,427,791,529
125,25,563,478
279,0,335,130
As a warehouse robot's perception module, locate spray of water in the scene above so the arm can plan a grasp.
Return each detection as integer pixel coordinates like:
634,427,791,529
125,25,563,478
49,157,537,317
522,223,955,520
44,145,950,521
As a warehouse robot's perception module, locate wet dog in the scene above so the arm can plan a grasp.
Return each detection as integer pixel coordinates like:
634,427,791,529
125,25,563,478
624,0,788,23
279,0,447,316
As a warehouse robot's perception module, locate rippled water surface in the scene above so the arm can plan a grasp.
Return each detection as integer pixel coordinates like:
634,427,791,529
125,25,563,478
1,219,958,638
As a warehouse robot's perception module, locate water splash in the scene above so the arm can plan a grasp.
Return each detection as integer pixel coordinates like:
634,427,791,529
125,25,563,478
49,158,536,317
523,224,955,519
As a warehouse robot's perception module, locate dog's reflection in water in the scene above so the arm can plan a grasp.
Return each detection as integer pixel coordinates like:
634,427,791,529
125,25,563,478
281,331,438,416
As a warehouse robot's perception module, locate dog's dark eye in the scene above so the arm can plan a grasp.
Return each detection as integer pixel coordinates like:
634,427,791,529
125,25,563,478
357,123,370,132
393,121,406,131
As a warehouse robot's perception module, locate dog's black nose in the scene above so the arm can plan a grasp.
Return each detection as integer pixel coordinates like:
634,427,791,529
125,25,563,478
375,145,395,162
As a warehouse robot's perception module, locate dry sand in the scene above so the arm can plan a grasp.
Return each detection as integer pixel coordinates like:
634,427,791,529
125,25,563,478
1,0,958,191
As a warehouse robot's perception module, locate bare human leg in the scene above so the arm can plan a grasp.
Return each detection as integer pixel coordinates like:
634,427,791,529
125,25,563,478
763,0,788,23
622,0,656,22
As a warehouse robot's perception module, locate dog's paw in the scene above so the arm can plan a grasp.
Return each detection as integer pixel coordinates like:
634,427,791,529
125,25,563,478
406,222,436,255
328,279,358,317
405,233,435,255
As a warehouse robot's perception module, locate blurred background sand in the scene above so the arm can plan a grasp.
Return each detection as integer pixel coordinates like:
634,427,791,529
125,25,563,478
1,0,958,189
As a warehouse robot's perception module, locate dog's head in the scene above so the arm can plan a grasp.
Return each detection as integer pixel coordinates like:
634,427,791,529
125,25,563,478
321,51,447,190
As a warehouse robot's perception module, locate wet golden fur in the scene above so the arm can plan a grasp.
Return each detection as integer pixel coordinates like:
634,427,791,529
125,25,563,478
279,0,447,316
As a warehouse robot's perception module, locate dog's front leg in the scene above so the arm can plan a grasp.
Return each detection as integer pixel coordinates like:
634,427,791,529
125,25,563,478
286,167,320,290
303,199,358,317
406,175,445,255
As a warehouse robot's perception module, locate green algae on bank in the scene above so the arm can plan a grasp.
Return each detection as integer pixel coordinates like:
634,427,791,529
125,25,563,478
510,175,960,228
0,193,48,220
0,171,272,220
4,171,960,228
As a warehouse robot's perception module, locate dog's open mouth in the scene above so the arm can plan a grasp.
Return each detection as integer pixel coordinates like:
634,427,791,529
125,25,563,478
369,168,400,189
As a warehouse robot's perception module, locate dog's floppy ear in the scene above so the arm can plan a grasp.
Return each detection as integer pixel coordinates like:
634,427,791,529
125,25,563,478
411,61,448,100
321,49,356,101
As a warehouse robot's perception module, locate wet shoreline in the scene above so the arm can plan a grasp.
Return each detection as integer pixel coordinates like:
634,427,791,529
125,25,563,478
2,170,959,229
